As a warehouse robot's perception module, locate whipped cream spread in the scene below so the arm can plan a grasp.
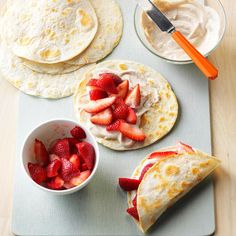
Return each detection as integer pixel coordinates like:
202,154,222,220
79,68,160,148
141,0,220,61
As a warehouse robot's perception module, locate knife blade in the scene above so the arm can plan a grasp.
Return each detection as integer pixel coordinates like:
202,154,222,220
136,0,175,33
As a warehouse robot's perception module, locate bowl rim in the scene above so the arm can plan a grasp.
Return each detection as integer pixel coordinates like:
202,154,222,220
21,118,99,194
134,0,227,64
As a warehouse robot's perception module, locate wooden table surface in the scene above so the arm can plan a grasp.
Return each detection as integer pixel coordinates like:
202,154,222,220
0,0,235,235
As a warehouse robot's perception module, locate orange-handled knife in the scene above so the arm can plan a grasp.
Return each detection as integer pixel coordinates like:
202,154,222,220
136,0,218,80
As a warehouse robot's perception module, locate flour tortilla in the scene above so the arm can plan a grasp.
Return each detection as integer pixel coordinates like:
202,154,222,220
74,60,178,150
127,145,220,232
20,0,123,75
0,41,94,98
2,0,98,63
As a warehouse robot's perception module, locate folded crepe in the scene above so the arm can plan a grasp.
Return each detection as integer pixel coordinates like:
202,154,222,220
119,142,220,233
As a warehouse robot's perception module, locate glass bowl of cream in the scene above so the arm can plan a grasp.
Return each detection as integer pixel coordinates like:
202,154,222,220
134,0,226,64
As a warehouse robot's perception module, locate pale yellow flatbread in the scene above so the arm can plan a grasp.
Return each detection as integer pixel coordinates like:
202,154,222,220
20,0,123,75
74,60,178,150
0,41,94,98
2,0,98,63
127,145,220,232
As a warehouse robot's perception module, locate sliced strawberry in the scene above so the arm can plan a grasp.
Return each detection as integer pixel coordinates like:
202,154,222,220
70,170,91,186
106,119,125,132
67,138,81,154
148,151,178,159
89,89,108,101
139,163,154,180
70,126,86,139
76,142,95,170
47,176,64,190
113,102,129,120
81,163,88,171
28,163,47,184
97,73,118,94
50,138,70,159
177,141,194,153
63,181,75,189
84,97,116,113
119,122,146,142
60,158,74,181
127,207,139,221
87,79,98,87
46,159,62,178
116,80,129,99
34,139,49,166
69,154,80,171
125,84,141,108
126,107,137,124
90,108,113,125
119,178,141,191
99,73,122,86
49,154,60,162
132,194,137,207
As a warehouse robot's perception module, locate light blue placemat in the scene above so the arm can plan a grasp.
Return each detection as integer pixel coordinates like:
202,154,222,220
12,0,215,235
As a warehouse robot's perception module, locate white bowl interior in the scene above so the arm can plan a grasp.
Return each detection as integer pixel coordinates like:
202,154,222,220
22,119,99,195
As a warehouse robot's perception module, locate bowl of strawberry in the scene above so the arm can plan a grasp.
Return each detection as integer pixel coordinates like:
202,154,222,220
21,119,99,195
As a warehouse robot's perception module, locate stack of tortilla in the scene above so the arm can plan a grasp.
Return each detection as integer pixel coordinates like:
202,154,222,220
0,0,123,99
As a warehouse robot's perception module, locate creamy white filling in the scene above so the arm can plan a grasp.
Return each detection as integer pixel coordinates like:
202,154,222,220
78,68,160,148
142,0,221,61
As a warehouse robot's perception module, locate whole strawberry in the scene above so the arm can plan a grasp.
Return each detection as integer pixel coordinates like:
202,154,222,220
70,126,86,139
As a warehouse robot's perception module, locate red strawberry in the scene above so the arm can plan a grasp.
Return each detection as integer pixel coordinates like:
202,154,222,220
132,194,137,207
87,79,98,87
89,89,108,100
84,97,116,113
127,207,139,221
50,139,70,159
119,122,146,142
119,178,141,191
106,119,125,132
90,108,113,125
97,73,118,94
76,142,95,170
81,163,88,171
99,73,122,86
46,159,62,178
67,137,81,153
125,84,141,108
69,154,80,171
28,163,47,184
139,163,154,180
47,176,64,190
116,80,129,99
70,126,86,139
113,102,129,120
34,139,49,166
70,170,91,186
60,158,74,181
126,107,137,124
148,151,178,159
177,141,194,153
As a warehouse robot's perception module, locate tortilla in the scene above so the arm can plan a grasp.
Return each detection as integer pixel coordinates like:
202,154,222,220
0,41,94,99
74,60,178,150
2,0,98,64
66,0,123,66
20,0,123,75
127,144,220,232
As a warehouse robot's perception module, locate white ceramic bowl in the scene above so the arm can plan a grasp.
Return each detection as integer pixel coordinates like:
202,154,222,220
134,0,226,64
21,119,99,195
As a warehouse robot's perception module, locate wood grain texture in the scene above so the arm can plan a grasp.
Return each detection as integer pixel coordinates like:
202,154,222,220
0,0,235,235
